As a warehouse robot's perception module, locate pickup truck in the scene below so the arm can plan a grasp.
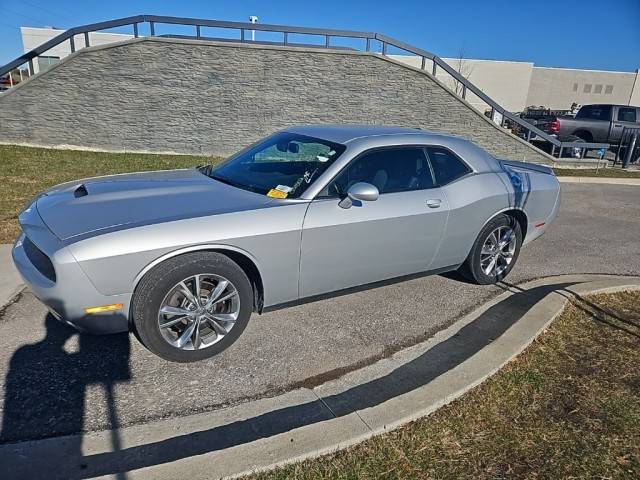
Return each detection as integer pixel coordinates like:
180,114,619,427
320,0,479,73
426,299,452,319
542,104,640,144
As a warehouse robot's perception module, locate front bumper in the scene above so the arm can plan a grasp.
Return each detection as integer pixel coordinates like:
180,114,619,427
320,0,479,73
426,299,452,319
12,214,131,334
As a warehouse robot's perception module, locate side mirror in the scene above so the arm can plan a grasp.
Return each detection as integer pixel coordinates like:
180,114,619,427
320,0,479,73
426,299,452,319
339,182,379,209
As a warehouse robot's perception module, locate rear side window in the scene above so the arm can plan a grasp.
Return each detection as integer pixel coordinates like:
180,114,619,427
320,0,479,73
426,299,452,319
576,105,612,120
618,107,637,123
426,147,471,185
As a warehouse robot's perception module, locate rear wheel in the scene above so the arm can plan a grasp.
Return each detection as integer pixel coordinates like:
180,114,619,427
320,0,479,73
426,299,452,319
459,214,522,285
132,252,253,362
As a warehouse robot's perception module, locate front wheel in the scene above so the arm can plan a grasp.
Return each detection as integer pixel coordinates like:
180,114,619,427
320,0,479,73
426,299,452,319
131,252,253,362
459,214,522,285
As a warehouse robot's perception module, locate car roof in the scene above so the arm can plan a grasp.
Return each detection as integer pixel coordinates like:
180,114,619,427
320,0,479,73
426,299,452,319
284,124,434,144
283,124,499,173
582,104,639,108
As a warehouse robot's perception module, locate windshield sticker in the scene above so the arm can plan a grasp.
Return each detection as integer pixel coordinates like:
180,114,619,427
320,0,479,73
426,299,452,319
267,188,288,199
275,185,293,193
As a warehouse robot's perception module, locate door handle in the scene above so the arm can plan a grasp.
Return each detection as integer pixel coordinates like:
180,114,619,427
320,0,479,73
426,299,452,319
426,199,441,208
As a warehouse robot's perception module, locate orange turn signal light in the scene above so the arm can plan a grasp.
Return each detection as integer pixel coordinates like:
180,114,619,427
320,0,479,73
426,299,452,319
85,303,124,315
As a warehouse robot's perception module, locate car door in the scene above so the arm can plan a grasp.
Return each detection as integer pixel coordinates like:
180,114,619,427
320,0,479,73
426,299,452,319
610,106,639,143
299,146,449,298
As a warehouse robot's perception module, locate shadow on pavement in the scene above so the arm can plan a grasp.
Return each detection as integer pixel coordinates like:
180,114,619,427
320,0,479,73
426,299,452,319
71,281,576,478
6,280,629,479
1,314,131,479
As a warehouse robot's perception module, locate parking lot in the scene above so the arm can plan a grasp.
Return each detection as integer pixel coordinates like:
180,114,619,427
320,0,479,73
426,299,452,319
0,182,639,445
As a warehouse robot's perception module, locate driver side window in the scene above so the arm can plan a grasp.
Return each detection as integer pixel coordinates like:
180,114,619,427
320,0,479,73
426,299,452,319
325,147,436,197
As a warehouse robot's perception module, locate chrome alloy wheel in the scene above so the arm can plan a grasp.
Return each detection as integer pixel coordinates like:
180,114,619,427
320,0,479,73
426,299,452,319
157,274,240,351
480,226,516,277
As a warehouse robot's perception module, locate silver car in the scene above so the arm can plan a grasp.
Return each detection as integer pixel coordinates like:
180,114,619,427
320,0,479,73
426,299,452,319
13,125,561,362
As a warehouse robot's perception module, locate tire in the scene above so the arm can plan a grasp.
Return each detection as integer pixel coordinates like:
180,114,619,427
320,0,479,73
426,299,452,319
132,252,253,362
561,136,586,158
458,214,523,285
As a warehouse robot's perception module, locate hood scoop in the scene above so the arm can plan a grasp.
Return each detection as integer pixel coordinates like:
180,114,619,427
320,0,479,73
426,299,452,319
73,184,88,198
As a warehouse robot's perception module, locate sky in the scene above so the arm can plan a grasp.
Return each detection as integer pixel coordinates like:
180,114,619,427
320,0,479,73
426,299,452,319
0,0,639,71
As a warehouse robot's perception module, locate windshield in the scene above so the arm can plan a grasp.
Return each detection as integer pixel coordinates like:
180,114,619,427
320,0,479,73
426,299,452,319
205,132,346,199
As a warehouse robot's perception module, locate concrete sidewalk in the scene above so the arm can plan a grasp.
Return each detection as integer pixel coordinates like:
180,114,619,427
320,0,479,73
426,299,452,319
0,244,23,309
557,176,640,185
1,274,638,480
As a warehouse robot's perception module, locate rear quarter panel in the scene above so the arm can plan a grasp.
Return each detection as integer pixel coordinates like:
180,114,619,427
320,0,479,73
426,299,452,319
499,165,561,244
435,172,510,268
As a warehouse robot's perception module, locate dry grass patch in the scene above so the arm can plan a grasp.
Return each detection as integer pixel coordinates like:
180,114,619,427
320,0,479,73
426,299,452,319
248,290,640,479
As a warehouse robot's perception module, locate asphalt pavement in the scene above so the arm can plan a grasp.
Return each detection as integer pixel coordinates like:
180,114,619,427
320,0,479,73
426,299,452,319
0,183,638,443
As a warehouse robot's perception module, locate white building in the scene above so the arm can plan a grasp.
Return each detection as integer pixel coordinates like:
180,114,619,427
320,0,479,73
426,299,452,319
19,27,640,112
21,26,133,74
392,55,640,113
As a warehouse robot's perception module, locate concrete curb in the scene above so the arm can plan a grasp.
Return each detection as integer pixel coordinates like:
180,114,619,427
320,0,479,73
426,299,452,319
1,274,638,480
0,244,23,310
557,176,640,185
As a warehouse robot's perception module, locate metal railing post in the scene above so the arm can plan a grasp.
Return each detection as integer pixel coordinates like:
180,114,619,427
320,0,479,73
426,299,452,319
325,35,330,47
622,132,637,168
28,59,34,76
366,37,370,52
382,41,387,55
84,31,90,48
558,146,563,158
526,129,532,142
240,28,245,41
196,25,201,38
69,36,75,53
462,84,467,99
283,32,288,45
133,23,139,38
150,21,155,36
8,72,12,87
421,56,426,70
551,145,556,157
432,62,437,76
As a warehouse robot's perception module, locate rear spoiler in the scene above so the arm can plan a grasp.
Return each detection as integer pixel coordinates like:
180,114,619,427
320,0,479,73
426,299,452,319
499,160,554,176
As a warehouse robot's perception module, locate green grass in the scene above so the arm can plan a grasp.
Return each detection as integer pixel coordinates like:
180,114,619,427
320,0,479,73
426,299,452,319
247,290,640,479
0,144,217,243
553,167,640,178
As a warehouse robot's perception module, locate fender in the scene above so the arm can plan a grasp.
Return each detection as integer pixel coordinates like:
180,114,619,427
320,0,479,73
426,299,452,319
131,243,264,293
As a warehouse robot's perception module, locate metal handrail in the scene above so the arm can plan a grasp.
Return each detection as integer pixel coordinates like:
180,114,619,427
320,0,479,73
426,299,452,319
0,14,610,154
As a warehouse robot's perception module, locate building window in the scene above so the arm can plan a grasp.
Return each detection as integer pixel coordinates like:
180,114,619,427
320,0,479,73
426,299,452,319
572,83,578,92
583,84,592,93
594,84,603,94
605,85,614,94
36,56,60,72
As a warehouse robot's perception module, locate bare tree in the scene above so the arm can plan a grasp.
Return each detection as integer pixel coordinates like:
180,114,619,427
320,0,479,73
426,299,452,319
451,48,474,97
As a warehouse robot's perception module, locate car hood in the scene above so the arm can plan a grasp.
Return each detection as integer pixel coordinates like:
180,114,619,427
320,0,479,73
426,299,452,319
35,169,273,241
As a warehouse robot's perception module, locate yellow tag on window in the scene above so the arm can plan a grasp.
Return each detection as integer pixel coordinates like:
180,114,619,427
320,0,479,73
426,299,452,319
267,189,288,199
